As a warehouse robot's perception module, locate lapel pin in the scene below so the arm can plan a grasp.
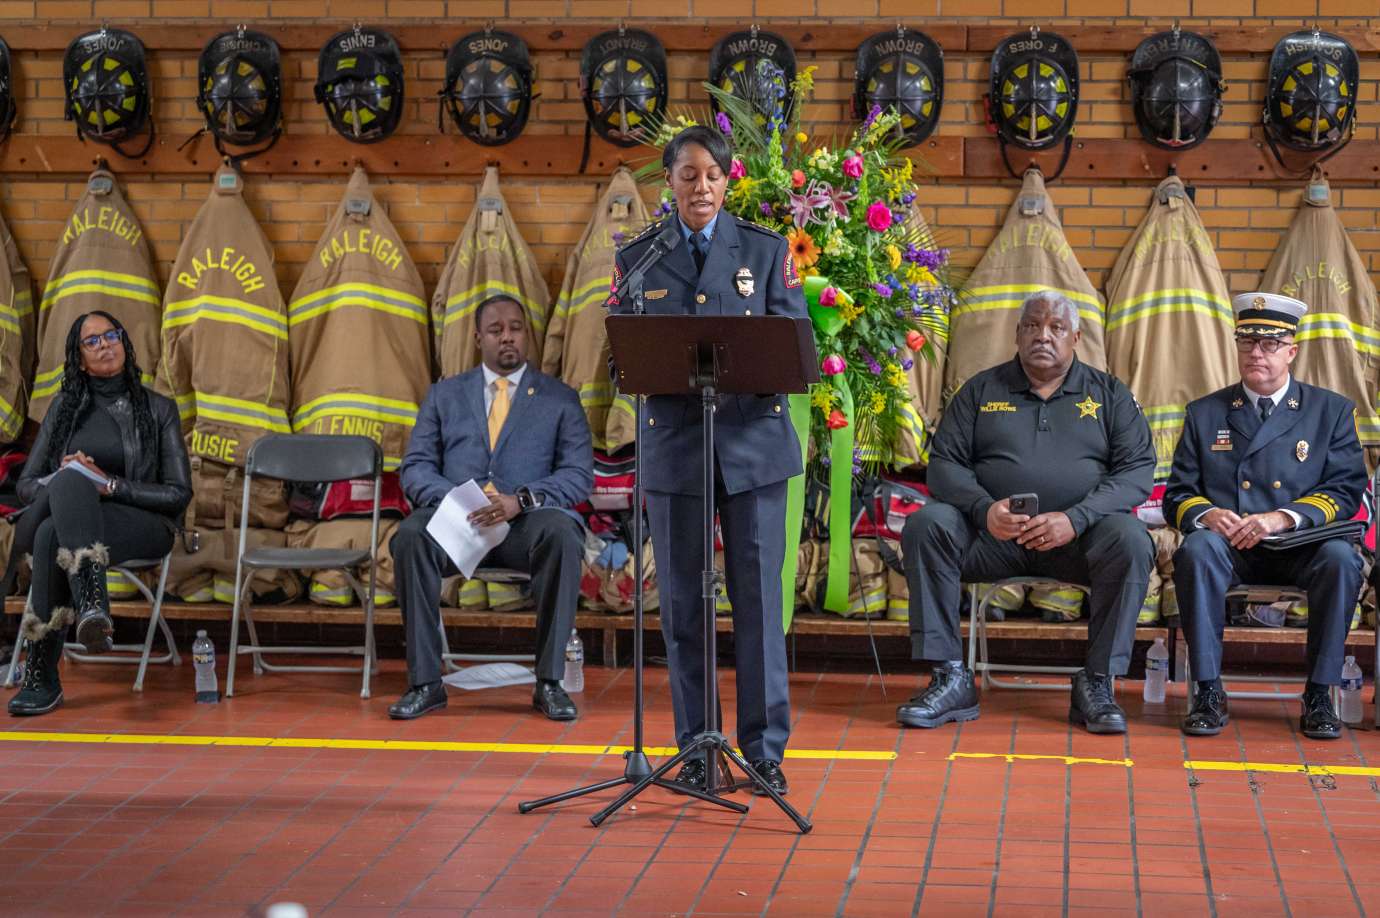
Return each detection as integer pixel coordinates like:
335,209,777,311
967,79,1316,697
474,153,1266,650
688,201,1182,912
1296,440,1309,462
1287,397,1299,409
1231,397,1244,408
527,387,535,396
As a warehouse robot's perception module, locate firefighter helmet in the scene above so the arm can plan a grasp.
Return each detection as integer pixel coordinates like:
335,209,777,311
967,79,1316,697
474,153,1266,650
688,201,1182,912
0,37,15,141
1264,29,1359,166
315,27,405,144
63,27,153,157
853,27,944,147
709,28,796,129
580,28,667,147
441,29,533,146
196,28,282,158
1129,28,1224,151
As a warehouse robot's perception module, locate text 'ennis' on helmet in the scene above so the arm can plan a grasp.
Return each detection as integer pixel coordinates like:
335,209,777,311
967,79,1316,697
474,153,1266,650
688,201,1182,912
441,28,534,146
0,37,15,141
709,28,796,131
1128,27,1225,151
196,28,283,161
1264,29,1359,169
580,27,667,147
853,26,944,148
63,27,153,157
315,26,405,144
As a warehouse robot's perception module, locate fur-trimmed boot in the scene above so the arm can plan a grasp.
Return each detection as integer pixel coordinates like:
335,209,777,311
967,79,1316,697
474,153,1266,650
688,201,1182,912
59,543,112,654
8,605,72,716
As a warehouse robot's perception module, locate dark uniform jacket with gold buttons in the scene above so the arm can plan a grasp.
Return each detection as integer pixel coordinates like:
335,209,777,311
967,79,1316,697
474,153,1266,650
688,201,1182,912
608,213,808,496
1164,378,1366,532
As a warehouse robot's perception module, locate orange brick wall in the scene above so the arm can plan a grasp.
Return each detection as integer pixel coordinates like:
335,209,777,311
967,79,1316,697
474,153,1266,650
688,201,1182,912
3,3,1380,306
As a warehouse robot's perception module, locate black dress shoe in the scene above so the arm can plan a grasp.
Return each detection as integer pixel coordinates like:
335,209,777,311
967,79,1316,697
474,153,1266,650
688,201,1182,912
1069,670,1127,734
533,680,578,721
897,662,980,728
387,681,447,720
671,758,706,791
1300,687,1342,740
1182,684,1230,736
749,759,788,797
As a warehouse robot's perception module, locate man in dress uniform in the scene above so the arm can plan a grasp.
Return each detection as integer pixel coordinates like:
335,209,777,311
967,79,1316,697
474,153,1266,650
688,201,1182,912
608,126,807,795
1166,292,1367,739
897,291,1156,734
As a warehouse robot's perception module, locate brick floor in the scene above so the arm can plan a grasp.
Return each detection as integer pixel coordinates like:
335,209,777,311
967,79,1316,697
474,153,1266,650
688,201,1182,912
0,654,1377,916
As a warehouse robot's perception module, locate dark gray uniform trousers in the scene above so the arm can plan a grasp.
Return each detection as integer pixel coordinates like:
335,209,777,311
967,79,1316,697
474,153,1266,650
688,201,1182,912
902,503,1153,676
648,476,790,764
391,506,584,686
1173,529,1361,684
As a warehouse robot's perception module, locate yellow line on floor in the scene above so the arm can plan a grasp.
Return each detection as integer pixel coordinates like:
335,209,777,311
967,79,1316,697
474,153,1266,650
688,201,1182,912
1185,760,1380,778
950,752,1134,767
0,730,897,761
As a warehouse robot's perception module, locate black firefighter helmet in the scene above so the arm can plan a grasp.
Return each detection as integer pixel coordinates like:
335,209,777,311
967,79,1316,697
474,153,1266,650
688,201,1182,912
0,37,15,141
853,27,944,147
196,28,282,159
988,27,1078,179
709,28,796,129
1264,29,1359,167
63,27,154,157
315,26,405,144
441,29,533,146
580,28,667,147
1129,28,1224,151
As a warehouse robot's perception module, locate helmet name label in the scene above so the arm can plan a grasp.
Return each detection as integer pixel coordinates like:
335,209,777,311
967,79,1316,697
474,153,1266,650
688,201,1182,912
871,37,930,57
722,36,780,59
177,246,266,296
319,228,404,272
466,36,510,55
1284,39,1343,60
336,32,377,53
61,205,142,248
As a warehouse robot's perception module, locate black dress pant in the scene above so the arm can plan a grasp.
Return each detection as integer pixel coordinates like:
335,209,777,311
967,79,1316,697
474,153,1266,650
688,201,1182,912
902,503,1153,676
30,471,174,625
1173,529,1362,684
391,506,584,686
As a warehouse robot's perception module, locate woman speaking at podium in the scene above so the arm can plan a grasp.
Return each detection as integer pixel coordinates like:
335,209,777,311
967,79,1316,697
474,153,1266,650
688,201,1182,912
609,126,807,796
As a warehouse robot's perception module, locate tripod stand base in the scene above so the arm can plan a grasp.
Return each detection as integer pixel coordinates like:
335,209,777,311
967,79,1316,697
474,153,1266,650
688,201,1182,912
517,749,654,814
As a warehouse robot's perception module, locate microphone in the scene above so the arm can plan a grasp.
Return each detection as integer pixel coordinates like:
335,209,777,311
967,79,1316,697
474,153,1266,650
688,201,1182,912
609,220,684,309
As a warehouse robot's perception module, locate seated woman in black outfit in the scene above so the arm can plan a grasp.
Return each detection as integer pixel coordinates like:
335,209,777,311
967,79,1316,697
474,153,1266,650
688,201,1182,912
8,310,191,716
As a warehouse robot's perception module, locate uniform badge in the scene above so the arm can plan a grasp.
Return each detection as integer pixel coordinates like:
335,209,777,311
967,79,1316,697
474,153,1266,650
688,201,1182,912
734,266,755,298
1212,429,1233,451
1252,295,1267,309
645,289,668,300
783,251,802,288
1296,440,1309,462
1075,395,1101,419
1231,397,1244,408
1287,397,1299,409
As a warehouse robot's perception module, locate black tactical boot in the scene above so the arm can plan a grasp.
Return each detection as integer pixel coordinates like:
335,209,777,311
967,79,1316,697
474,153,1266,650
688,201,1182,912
896,662,980,728
1069,669,1127,734
60,543,112,654
8,607,71,716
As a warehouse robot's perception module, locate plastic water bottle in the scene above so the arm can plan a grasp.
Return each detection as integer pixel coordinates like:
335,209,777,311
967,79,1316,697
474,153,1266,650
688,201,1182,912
193,630,219,703
1339,655,1363,725
1143,637,1168,704
562,629,584,694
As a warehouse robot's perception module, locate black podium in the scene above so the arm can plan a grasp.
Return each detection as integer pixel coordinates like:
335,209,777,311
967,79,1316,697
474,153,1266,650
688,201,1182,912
586,313,818,833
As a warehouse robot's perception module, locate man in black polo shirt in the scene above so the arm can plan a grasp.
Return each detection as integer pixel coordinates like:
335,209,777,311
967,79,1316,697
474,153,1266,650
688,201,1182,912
898,291,1156,734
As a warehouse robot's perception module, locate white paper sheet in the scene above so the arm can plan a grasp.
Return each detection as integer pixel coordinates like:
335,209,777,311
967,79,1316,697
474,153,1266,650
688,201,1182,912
425,480,509,579
37,461,110,488
441,662,536,691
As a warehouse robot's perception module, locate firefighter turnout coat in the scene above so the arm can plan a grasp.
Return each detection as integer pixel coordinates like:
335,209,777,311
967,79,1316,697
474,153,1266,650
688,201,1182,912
0,206,32,442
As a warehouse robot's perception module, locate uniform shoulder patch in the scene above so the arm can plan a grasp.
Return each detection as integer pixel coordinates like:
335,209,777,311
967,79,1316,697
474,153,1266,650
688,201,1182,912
607,262,622,308
783,250,802,288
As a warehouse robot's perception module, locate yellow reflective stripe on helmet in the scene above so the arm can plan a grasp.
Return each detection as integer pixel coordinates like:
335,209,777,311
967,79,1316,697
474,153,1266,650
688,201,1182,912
165,295,288,340
1296,312,1380,356
1175,496,1212,528
32,367,154,400
1105,288,1234,332
289,282,426,326
954,284,1104,328
442,280,547,333
193,392,291,434
40,270,159,311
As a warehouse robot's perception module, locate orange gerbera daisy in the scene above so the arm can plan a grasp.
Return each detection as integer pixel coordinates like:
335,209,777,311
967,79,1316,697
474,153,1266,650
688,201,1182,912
786,226,821,269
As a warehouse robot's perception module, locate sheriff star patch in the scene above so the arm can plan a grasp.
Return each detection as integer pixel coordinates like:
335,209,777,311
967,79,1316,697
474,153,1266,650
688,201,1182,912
1075,395,1101,419
783,251,802,288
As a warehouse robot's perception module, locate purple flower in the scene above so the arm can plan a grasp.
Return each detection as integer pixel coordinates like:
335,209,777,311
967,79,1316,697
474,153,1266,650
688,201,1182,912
902,358,914,370
907,283,921,301
891,210,906,225
894,308,905,318
905,245,948,270
873,283,893,298
862,103,883,130
887,347,899,358
900,191,916,205
760,201,774,216
821,456,832,467
912,305,923,317
868,362,882,375
715,112,733,136
612,230,626,245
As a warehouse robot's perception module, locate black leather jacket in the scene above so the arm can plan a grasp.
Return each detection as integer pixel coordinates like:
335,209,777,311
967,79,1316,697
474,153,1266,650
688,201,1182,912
17,387,193,521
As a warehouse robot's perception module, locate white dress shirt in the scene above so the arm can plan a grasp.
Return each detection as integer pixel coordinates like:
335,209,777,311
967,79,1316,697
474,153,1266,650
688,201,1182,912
482,363,527,416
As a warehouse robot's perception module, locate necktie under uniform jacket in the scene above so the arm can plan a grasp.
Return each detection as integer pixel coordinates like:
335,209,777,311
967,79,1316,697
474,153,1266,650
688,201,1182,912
902,357,1156,677
0,206,32,443
1104,175,1235,482
393,367,592,687
945,168,1106,403
1164,379,1367,684
432,166,551,378
609,212,806,764
1259,176,1380,470
32,169,160,421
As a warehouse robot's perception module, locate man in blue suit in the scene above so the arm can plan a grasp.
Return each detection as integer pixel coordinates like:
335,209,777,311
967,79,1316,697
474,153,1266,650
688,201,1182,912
609,126,808,796
1166,292,1367,740
388,295,593,722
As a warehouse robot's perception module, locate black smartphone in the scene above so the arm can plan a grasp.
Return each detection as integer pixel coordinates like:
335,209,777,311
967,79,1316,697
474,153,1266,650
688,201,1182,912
1008,493,1038,516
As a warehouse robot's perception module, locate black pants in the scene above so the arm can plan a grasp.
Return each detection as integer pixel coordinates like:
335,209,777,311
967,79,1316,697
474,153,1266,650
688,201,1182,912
902,503,1153,676
1173,530,1362,684
30,471,174,625
391,506,583,686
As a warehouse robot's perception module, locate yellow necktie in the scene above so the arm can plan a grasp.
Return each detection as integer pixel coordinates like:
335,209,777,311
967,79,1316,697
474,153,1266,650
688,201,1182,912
488,377,510,450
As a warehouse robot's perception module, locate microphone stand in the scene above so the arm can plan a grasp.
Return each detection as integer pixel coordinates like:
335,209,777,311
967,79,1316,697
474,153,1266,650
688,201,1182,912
518,227,681,815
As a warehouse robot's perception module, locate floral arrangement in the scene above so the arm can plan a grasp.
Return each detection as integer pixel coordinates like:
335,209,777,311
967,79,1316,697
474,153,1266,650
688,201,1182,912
643,63,956,475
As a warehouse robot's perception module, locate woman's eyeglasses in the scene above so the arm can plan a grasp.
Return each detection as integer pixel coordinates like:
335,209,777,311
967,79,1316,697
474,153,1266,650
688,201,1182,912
80,329,123,351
